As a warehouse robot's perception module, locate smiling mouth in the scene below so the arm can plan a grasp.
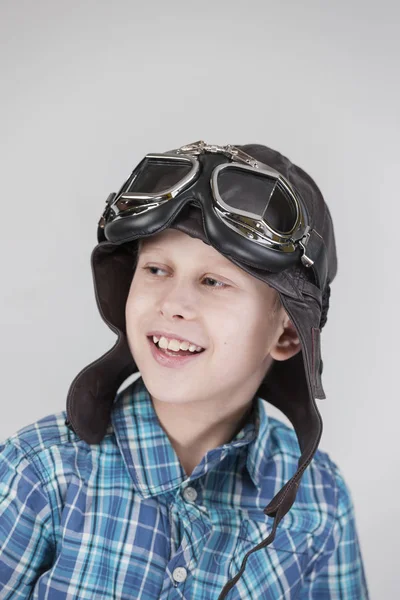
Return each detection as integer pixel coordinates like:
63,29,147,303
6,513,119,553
147,336,206,356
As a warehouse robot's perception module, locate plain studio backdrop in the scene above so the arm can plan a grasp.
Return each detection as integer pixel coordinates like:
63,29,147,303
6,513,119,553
1,0,398,597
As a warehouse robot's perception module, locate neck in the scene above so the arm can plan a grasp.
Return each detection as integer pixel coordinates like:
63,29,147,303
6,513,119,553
151,393,257,477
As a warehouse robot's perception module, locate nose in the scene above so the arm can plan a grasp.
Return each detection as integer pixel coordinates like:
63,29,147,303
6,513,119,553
158,277,199,320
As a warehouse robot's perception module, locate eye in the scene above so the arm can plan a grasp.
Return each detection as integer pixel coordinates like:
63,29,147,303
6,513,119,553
202,277,227,289
142,266,228,290
143,266,166,276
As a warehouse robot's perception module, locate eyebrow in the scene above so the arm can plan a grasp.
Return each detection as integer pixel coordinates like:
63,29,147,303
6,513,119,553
139,246,166,255
139,246,237,271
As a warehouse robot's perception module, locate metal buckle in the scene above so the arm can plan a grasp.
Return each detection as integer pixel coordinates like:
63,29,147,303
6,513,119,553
176,140,260,168
98,192,116,229
298,226,314,267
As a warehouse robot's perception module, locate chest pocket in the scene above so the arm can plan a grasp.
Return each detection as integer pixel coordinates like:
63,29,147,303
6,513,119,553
227,517,315,599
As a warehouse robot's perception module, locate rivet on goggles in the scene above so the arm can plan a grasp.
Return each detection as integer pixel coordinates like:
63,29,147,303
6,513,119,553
98,140,316,273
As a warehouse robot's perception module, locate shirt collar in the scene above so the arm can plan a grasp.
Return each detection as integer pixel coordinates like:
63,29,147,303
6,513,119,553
111,376,271,498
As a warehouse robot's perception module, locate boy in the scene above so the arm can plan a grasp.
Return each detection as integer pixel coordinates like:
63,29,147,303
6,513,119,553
0,141,369,599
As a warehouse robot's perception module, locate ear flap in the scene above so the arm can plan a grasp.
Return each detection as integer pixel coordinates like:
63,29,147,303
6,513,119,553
66,242,139,443
91,242,136,333
66,333,135,443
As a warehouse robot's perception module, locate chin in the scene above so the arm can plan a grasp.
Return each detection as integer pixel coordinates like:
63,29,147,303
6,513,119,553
141,374,198,403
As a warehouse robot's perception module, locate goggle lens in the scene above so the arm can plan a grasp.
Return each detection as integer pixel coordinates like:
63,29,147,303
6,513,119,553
216,167,299,234
125,158,193,195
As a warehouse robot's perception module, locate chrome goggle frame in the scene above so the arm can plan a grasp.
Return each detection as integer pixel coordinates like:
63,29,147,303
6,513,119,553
99,140,314,268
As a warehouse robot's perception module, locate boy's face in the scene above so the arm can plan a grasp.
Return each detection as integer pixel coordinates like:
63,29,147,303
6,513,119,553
125,228,296,410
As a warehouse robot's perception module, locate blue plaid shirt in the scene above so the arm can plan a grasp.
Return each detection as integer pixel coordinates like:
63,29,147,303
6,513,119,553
0,375,369,599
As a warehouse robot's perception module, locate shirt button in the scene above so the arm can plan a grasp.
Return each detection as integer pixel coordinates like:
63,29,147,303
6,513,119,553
173,566,187,583
183,486,198,502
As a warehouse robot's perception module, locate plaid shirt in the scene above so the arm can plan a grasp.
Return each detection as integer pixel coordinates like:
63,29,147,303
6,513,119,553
0,375,369,599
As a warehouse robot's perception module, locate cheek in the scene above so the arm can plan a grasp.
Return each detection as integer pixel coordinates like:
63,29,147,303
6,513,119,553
125,280,148,323
219,306,276,355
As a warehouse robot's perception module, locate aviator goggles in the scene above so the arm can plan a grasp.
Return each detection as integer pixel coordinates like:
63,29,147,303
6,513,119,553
98,140,323,279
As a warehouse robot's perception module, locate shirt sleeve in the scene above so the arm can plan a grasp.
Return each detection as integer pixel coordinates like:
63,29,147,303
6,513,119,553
298,460,370,599
0,439,55,599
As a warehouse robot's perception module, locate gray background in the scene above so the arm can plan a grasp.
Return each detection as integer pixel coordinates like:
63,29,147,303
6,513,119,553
1,1,398,597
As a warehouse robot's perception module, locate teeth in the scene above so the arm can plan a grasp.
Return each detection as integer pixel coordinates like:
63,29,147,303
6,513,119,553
152,335,203,352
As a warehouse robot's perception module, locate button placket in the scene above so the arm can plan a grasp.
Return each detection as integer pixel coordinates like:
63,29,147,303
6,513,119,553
183,486,198,503
172,566,188,583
